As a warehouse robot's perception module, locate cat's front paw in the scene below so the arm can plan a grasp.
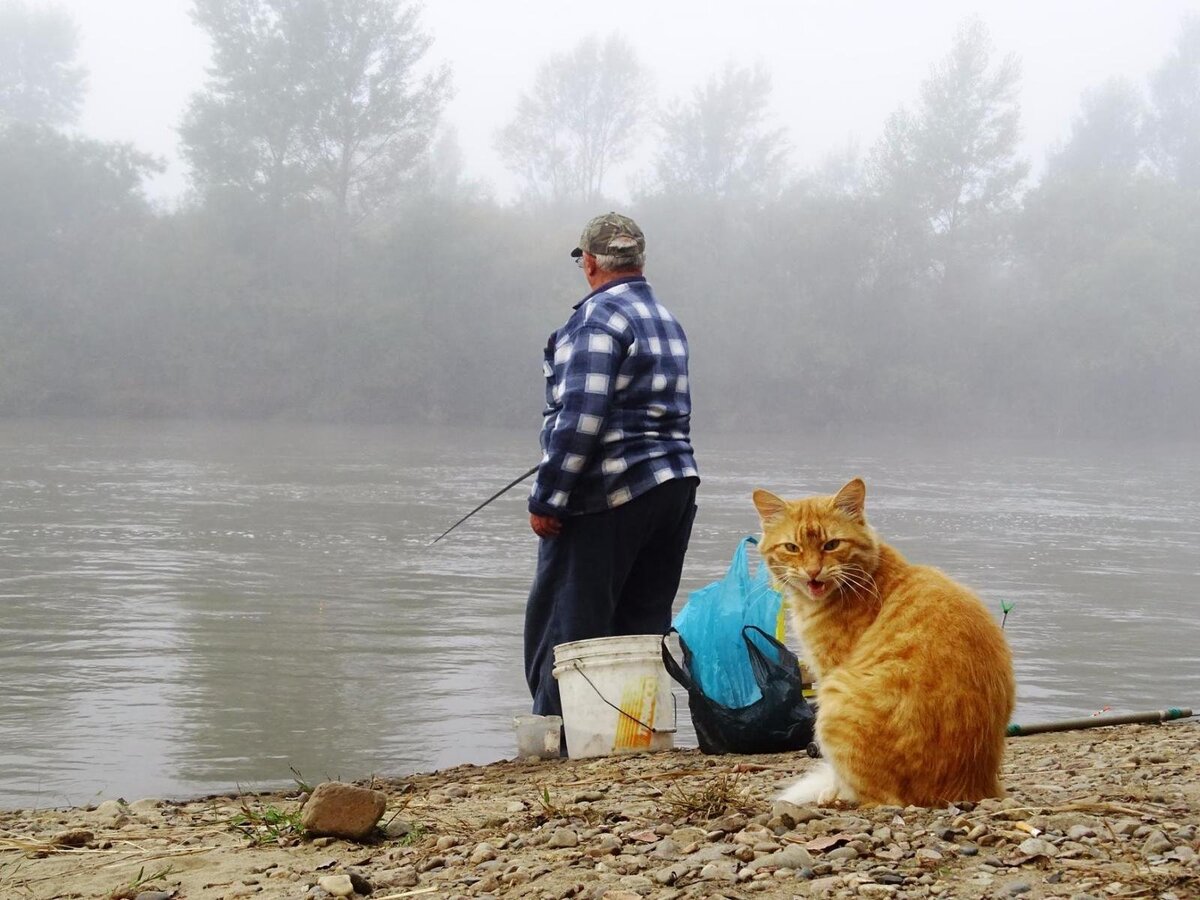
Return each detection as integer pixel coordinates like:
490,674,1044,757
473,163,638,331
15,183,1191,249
778,765,837,806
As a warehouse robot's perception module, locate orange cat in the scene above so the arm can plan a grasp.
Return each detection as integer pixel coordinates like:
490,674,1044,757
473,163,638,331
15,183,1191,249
753,478,1015,807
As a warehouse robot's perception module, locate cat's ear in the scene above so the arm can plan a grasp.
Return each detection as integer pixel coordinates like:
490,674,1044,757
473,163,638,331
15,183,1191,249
833,478,867,520
753,489,788,524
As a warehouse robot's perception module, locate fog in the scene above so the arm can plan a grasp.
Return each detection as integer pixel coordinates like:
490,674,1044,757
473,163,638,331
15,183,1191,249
3,0,1199,437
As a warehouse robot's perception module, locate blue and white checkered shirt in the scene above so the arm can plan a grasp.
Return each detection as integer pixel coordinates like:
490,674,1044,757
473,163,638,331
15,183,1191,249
529,276,699,517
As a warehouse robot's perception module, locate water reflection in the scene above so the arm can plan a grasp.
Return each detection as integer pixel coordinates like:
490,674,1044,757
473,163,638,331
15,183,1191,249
1,419,1198,808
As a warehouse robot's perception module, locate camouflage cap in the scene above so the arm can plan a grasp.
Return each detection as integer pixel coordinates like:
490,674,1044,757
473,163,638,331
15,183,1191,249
570,212,645,263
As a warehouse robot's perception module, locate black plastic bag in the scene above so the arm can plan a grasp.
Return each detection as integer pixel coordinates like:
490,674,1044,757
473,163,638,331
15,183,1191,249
661,625,816,755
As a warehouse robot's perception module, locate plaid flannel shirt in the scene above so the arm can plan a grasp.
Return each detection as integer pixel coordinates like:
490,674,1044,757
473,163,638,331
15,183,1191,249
529,276,699,517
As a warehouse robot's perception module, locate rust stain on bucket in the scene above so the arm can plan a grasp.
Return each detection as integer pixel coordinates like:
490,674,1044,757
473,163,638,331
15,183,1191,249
613,675,658,750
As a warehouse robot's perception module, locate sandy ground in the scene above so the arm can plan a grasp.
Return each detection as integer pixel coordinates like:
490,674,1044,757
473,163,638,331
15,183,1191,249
1,721,1197,900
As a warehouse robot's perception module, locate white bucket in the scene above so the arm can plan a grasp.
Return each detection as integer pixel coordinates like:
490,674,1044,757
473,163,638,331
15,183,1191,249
552,634,676,759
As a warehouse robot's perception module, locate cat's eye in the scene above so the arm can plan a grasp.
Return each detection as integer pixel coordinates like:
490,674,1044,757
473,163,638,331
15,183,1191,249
782,542,799,553
823,539,842,552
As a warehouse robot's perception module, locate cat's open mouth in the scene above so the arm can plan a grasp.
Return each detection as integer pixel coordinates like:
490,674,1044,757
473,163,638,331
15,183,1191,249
807,579,830,598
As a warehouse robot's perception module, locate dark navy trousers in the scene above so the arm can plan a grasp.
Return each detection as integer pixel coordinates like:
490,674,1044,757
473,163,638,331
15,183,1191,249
524,476,698,718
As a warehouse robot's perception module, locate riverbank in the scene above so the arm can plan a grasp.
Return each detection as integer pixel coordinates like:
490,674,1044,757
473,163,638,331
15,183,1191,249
1,722,1197,900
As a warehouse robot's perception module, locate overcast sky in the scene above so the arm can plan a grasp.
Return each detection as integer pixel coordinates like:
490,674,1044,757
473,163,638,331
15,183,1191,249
44,0,1199,203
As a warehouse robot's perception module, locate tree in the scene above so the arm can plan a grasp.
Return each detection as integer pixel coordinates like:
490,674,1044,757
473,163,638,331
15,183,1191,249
497,35,646,205
1048,78,1147,179
869,16,1027,274
1148,14,1200,189
649,63,788,201
0,0,86,127
181,0,450,222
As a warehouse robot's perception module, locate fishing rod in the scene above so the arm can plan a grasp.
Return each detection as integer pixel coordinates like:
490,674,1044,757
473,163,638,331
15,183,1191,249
430,463,540,545
805,707,1194,758
1006,706,1192,737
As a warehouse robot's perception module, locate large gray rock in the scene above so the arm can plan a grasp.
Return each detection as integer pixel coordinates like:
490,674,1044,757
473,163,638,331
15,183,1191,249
301,782,387,841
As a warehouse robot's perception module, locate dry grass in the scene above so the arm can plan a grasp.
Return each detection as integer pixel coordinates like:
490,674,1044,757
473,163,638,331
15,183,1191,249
661,772,753,823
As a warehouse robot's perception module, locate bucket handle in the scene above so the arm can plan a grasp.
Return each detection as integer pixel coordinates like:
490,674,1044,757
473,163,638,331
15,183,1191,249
569,659,677,735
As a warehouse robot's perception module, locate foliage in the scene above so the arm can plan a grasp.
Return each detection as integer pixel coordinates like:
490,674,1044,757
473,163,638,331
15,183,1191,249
1147,14,1200,188
869,15,1027,280
228,802,306,845
497,34,646,206
0,0,86,127
2,12,1200,439
663,772,753,822
181,0,450,223
108,864,177,900
649,63,789,202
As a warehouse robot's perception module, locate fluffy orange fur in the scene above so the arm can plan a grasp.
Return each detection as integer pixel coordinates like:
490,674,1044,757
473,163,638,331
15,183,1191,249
754,478,1015,808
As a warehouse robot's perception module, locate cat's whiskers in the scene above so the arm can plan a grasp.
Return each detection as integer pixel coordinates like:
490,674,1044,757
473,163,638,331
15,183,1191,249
835,564,881,607
765,561,802,591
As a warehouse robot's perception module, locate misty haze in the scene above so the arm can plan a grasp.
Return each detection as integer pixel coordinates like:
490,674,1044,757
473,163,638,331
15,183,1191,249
1,0,1199,815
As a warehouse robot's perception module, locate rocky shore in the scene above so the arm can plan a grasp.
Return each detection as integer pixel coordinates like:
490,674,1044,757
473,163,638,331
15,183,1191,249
1,721,1197,900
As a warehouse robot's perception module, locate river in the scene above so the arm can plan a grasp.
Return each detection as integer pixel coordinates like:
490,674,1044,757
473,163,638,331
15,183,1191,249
1,418,1197,809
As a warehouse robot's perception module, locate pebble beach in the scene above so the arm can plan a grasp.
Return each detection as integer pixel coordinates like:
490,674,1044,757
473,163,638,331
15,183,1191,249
1,721,1197,900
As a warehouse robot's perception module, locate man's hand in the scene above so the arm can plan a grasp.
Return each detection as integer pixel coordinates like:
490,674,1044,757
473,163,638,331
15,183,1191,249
530,513,562,539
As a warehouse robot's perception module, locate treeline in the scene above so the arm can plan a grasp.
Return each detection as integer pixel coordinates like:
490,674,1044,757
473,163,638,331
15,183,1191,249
2,2,1198,437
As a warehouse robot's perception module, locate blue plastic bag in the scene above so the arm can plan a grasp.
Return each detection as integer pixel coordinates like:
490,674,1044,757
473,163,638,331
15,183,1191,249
672,536,785,708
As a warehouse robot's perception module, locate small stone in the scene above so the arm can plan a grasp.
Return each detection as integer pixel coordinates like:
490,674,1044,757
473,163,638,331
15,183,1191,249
133,892,173,900
383,819,413,839
711,814,748,833
301,782,386,841
470,841,498,863
1017,838,1058,858
505,801,526,813
52,829,94,848
1067,825,1095,841
1167,845,1196,863
771,800,824,824
92,799,129,826
585,833,621,857
378,867,419,888
1001,881,1033,896
1140,830,1173,856
649,837,680,859
444,784,468,798
548,827,579,848
698,860,738,881
741,844,815,875
317,874,356,897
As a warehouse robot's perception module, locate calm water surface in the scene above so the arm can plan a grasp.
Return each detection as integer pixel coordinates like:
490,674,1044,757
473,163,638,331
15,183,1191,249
1,419,1198,809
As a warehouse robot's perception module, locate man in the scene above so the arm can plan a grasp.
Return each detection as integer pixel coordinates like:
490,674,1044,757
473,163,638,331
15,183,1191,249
525,211,700,723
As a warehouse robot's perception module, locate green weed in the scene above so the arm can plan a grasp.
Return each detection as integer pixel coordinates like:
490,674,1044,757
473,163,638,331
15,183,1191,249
228,803,305,845
109,864,177,899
